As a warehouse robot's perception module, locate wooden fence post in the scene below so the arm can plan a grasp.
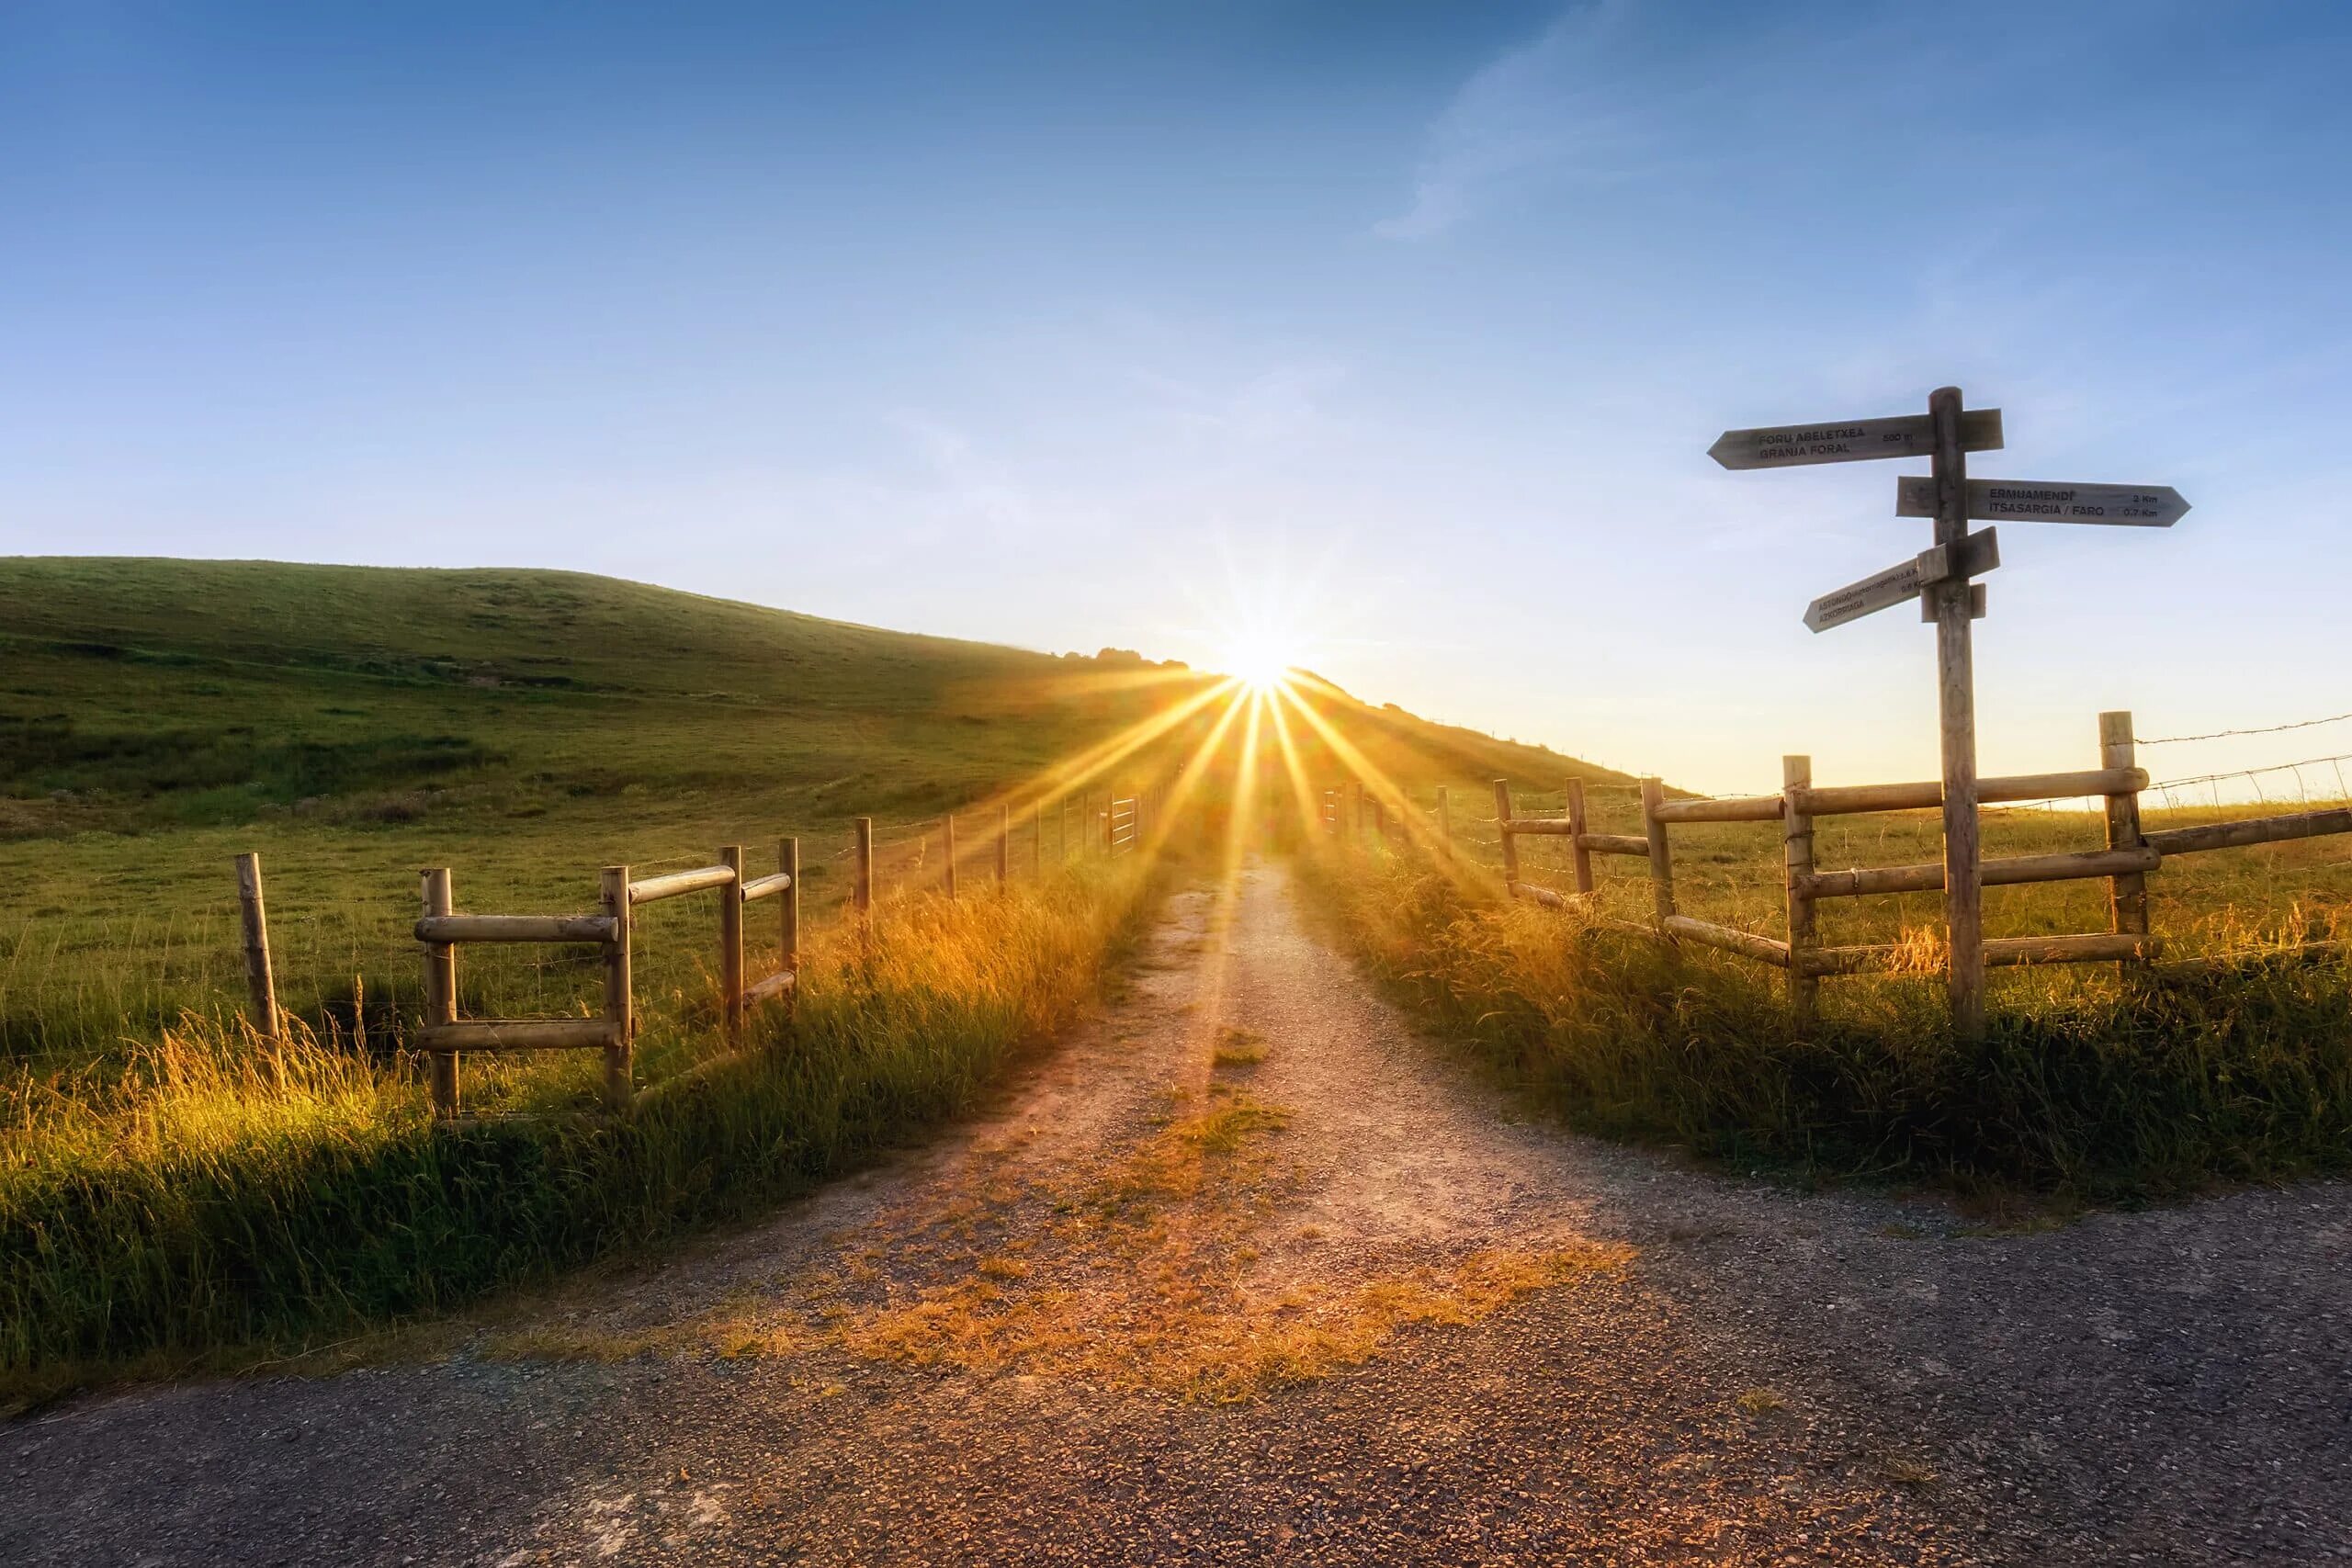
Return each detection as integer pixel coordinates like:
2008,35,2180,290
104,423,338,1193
1493,780,1519,892
1782,756,1817,1024
422,867,459,1118
944,814,958,898
599,864,632,1111
719,844,745,1040
779,837,799,1011
1641,777,1677,927
855,818,874,915
1102,793,1113,856
1565,779,1595,895
233,852,280,1040
1436,786,1452,853
2099,710,2151,970
1929,386,1985,1038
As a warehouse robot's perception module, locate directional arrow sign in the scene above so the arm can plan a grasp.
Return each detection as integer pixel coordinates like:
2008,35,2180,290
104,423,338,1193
1895,476,2189,527
1710,409,2002,469
1804,528,2000,634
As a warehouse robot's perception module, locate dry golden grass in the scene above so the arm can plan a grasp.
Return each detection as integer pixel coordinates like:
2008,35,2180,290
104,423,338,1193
1211,1025,1269,1068
560,1076,1638,1404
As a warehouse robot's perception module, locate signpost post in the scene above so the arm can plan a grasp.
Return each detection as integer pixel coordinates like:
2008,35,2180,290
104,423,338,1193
1710,389,2185,1039
1926,389,1984,1038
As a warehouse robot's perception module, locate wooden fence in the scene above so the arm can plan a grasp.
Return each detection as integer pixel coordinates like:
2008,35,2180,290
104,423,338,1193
224,772,1176,1119
410,840,801,1117
1107,790,1155,858
1357,709,2350,1026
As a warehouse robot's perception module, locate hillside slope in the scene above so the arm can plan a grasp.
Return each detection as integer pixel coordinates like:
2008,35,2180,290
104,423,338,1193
0,558,1616,1058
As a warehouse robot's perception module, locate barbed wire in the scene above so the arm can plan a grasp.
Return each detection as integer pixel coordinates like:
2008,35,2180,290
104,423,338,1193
2139,710,2352,745
2150,751,2352,799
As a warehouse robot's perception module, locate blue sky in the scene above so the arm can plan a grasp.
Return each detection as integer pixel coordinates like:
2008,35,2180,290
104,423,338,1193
6,1,2350,795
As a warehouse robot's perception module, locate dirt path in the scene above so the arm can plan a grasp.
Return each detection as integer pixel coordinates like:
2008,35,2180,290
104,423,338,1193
10,861,2350,1565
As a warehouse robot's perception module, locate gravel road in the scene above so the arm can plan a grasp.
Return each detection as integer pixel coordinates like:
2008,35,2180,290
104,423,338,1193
9,860,2349,1565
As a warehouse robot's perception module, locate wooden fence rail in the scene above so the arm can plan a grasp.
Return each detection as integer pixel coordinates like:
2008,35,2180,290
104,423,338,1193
1438,707,2352,1028
398,768,1183,1115
409,839,803,1120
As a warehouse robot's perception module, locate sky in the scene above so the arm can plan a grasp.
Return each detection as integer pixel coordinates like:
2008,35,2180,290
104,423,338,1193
6,0,2351,798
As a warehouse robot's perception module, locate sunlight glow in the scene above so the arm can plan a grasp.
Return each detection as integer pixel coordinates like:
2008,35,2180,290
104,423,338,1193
1219,633,1298,694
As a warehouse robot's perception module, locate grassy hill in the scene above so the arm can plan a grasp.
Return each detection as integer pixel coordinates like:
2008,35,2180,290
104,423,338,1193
0,557,1617,1061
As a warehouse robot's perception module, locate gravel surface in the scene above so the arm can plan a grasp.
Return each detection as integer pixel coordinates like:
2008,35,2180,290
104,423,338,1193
8,860,2349,1565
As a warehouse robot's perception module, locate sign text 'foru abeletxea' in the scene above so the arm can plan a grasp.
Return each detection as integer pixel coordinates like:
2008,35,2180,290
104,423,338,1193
1707,409,2002,469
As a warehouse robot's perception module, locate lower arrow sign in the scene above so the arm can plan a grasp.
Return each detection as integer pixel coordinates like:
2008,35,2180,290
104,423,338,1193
1895,477,2188,527
1804,529,1999,634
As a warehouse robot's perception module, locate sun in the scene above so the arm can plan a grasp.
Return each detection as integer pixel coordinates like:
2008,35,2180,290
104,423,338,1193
1219,631,1299,694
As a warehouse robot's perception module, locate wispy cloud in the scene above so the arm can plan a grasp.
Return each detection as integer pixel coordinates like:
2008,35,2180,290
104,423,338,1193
1126,359,1349,444
1375,1,1650,242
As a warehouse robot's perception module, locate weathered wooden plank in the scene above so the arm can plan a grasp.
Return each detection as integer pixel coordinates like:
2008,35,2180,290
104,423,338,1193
234,852,280,1040
1650,793,1786,824
1791,780,1943,815
1800,845,2161,901
1566,779,1595,893
1506,880,1574,909
1897,476,2188,527
1985,932,2162,967
1501,818,1577,837
1801,931,2163,976
777,837,799,1012
1805,529,2000,633
628,864,738,905
1782,756,1817,1021
415,1018,624,1052
1577,832,1650,856
1798,943,1898,977
1707,407,2001,468
720,844,745,1038
1641,778,1676,925
422,868,458,1116
1792,768,2144,818
2145,807,2352,856
1493,781,1519,886
745,969,797,1005
740,870,794,902
2099,711,2150,969
1663,915,1791,967
413,913,618,944
599,865,633,1111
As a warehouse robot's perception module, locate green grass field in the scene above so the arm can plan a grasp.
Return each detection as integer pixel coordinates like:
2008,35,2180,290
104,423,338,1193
0,558,1600,1068
1308,785,2352,1199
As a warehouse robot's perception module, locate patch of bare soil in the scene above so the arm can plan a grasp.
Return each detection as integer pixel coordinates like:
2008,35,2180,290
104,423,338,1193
8,860,2350,1565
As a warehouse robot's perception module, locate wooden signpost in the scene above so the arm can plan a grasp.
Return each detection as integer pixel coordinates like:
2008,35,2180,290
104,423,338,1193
1804,529,1999,634
1711,388,2186,1038
1707,409,2002,468
1895,477,2189,528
